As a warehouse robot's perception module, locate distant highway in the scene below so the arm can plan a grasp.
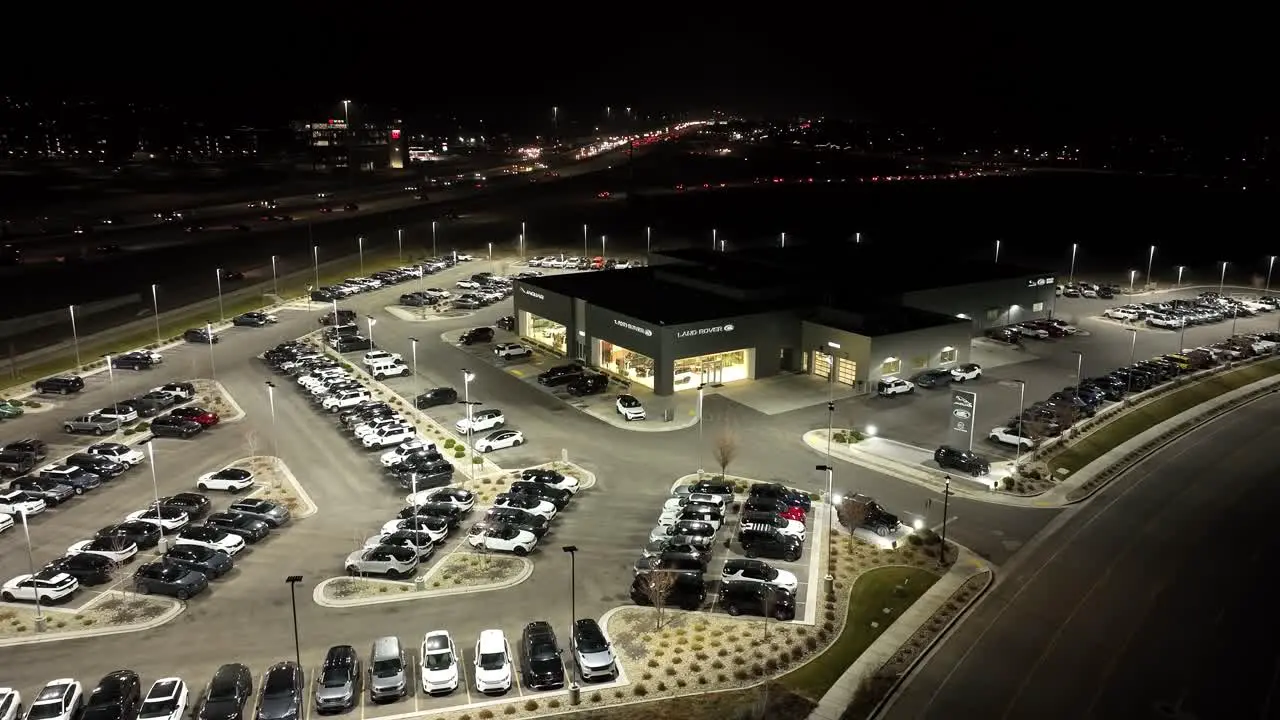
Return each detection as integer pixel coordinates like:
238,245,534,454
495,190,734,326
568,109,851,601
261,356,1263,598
883,391,1280,720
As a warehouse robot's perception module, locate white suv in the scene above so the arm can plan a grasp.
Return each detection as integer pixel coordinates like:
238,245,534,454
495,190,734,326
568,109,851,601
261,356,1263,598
1104,307,1140,321
877,376,915,396
354,416,405,438
323,389,372,411
363,350,403,367
363,424,416,448
455,408,505,434
493,343,533,360
616,394,645,421
370,362,412,380
420,631,460,694
380,439,436,467
0,489,46,516
473,629,513,694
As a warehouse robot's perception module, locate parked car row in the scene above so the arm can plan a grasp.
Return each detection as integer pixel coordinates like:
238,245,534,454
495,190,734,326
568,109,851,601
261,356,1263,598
465,467,582,557
984,318,1079,345
631,479,813,621
2,463,290,604
525,255,642,271
1103,292,1279,328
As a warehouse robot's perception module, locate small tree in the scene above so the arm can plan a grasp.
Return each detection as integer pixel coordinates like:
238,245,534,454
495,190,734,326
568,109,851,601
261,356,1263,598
837,496,869,533
712,427,738,480
639,572,677,629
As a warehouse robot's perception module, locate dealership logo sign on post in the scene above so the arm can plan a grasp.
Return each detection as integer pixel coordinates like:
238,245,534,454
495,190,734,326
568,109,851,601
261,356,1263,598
519,287,545,300
614,319,653,337
950,389,977,452
675,323,735,339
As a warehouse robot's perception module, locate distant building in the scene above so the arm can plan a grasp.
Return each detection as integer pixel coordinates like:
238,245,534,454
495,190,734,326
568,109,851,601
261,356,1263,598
295,118,407,171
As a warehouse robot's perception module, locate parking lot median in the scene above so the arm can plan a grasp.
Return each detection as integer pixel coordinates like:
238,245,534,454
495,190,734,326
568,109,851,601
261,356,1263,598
1049,357,1280,476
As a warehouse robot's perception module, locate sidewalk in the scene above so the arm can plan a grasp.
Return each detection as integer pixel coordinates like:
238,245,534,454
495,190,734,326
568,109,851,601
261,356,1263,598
806,549,992,720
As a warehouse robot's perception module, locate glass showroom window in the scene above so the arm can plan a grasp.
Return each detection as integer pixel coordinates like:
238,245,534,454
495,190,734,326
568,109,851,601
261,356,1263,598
880,357,902,376
940,346,958,364
674,349,751,389
599,340,655,390
1032,302,1045,312
527,314,567,354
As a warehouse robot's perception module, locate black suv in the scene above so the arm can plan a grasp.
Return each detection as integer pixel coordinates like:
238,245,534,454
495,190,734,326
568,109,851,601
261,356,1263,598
184,328,219,344
320,309,357,326
844,494,900,536
718,581,796,620
151,415,203,438
82,669,144,720
509,481,572,509
630,572,707,611
415,387,458,409
34,375,85,395
537,364,585,386
332,335,373,353
4,438,48,462
912,369,954,388
520,621,565,690
197,663,254,720
111,353,154,370
933,446,990,476
737,524,803,561
748,482,811,512
458,327,494,345
496,315,516,331
567,373,609,396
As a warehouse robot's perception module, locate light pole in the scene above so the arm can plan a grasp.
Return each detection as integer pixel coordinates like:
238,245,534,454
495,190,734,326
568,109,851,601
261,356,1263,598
205,322,217,380
342,99,350,126
265,381,278,459
939,476,952,565
270,255,279,297
1072,350,1084,398
1268,256,1276,294
712,228,717,251
357,236,365,276
696,383,706,474
68,305,81,369
582,224,588,256
488,242,493,272
719,239,726,253
462,370,476,478
1176,265,1185,288
1068,243,1078,286
214,268,225,322
396,228,403,264
142,439,166,551
1230,304,1240,338
780,231,786,249
562,545,579,696
646,226,652,257
1219,261,1228,295
601,235,607,257
521,221,526,254
815,465,834,591
409,338,419,395
855,231,861,244
102,354,118,415
1011,379,1027,469
1146,245,1156,288
312,245,320,290
994,239,1001,264
1125,329,1138,399
1128,269,1137,294
18,509,44,630
150,285,162,345
366,315,376,348
431,220,438,258
285,575,304,671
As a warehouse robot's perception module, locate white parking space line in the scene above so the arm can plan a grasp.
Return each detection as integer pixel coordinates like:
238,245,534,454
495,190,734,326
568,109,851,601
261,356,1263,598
461,661,472,705
358,683,366,720
302,666,315,720
513,656,526,697
930,516,960,534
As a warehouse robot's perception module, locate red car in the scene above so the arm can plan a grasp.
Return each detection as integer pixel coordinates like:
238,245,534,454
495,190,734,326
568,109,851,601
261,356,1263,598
170,406,220,427
745,497,805,523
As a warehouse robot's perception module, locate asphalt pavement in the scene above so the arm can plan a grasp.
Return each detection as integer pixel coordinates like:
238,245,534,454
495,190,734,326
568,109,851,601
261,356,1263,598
883,389,1280,720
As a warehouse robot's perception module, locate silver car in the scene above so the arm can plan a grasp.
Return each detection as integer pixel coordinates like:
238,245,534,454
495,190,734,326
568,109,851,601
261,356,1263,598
226,499,290,528
344,545,418,579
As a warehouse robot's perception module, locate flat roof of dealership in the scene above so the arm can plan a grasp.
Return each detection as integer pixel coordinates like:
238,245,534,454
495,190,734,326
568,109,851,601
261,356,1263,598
520,244,1049,334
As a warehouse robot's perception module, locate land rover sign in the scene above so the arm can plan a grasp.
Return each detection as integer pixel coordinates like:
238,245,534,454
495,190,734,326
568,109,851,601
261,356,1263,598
675,323,735,339
949,389,977,451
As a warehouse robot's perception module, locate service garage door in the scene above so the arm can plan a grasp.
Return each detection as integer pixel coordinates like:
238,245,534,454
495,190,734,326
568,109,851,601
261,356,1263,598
835,358,857,387
813,351,832,379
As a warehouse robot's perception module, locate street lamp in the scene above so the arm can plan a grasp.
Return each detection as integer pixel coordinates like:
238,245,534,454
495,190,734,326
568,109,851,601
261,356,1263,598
396,228,403,264
582,224,588,256
357,236,365,276
600,235,607,257
696,383,706,474
102,354,119,415
1010,379,1027,469
939,476,952,565
646,226,652,256
342,99,350,125
312,245,320,290
994,239,1001,264
562,545,579,696
1219,261,1228,295
462,369,477,478
18,509,45,631
285,575,304,670
1072,350,1084,398
1146,245,1156,288
1068,243,1078,286
68,305,81,370
270,256,279,297
1176,265,1185,288
431,220,438,258
1267,256,1276,294
141,439,167,551
855,231,861,244
214,268,225,322
815,465,835,591
265,381,278,459
712,228,717,251
1125,329,1138,399
719,239,725,253
780,231,786,249
487,242,493,270
1128,269,1137,294
409,338,419,395
150,285,161,345
205,322,217,380
366,315,376,348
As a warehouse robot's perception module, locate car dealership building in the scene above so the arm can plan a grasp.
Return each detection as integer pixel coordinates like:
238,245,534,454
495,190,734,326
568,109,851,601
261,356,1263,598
513,245,1057,396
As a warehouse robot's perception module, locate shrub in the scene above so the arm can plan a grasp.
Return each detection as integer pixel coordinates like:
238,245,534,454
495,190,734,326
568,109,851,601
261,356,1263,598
444,438,456,449
765,658,779,672
710,659,724,669
633,684,648,697
907,533,923,546
676,678,687,688
697,675,708,685
25,400,41,408
548,699,561,709
641,671,652,680
655,681,667,692
647,658,659,668
522,700,538,711
477,712,493,720
733,668,749,681
503,707,516,716
473,457,484,464
589,692,602,702
823,620,835,632
805,636,819,650
664,666,677,677
454,450,466,459
717,672,729,683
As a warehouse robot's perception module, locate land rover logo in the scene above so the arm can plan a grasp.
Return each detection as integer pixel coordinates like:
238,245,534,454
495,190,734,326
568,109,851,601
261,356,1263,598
519,287,545,301
953,409,971,420
724,324,735,332
614,319,653,337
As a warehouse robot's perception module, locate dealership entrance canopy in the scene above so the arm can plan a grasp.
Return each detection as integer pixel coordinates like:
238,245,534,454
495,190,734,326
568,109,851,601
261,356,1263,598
513,245,1055,396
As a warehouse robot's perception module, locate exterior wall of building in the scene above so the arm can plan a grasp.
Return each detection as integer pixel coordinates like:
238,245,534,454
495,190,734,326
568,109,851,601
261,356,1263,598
865,322,974,383
667,311,798,383
900,274,1058,331
514,283,577,350
799,321,874,386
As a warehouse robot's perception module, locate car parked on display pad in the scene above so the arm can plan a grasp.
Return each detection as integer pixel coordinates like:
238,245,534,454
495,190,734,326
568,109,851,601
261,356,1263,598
616,394,646,420
364,531,436,560
988,425,1039,449
204,512,270,543
934,445,991,476
950,363,983,382
475,429,525,453
467,522,538,555
493,492,557,519
174,525,246,555
197,467,255,492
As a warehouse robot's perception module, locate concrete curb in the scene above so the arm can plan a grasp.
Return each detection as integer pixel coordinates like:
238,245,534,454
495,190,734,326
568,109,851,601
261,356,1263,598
382,305,477,323
866,568,996,720
311,555,532,608
0,592,184,648
209,379,247,422
242,456,319,519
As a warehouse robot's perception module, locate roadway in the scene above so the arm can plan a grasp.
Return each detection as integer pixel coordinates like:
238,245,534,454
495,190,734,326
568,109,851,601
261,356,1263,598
0,257,1057,705
883,390,1280,720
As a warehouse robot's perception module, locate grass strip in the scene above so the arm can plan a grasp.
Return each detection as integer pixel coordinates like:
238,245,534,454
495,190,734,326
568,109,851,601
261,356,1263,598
515,684,815,720
0,250,407,393
1051,357,1280,474
782,566,938,702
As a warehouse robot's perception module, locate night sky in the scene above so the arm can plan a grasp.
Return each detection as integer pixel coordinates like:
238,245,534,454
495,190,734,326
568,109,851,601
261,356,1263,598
7,10,1268,134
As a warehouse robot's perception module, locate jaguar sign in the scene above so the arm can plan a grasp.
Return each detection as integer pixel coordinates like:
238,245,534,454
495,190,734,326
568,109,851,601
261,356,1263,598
949,389,977,451
614,319,653,337
519,287,545,301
